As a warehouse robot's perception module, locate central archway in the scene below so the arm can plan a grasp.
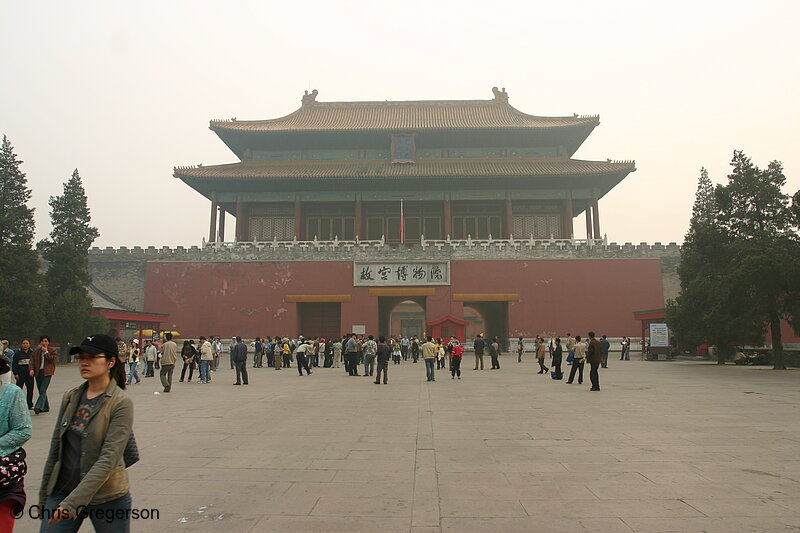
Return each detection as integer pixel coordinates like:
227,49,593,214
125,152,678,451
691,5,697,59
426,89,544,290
378,297,426,338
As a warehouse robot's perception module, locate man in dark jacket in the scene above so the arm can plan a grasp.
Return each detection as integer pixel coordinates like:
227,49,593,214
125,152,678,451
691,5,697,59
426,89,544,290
587,331,602,391
599,335,610,368
231,336,248,385
374,336,391,384
473,334,485,370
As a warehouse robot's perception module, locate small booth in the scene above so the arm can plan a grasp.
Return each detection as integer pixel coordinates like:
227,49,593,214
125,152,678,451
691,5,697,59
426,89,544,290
426,315,468,342
633,308,670,360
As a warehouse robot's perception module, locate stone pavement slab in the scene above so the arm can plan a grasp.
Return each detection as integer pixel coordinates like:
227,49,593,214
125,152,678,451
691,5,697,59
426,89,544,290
11,358,800,532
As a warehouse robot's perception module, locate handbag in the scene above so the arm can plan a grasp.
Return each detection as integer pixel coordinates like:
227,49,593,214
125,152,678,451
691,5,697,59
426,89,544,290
0,448,27,488
123,432,140,468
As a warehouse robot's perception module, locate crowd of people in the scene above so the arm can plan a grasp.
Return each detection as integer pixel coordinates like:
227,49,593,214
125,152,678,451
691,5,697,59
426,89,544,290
0,329,623,531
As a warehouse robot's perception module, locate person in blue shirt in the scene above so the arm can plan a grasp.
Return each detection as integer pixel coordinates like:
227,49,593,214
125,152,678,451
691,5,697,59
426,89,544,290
0,355,33,531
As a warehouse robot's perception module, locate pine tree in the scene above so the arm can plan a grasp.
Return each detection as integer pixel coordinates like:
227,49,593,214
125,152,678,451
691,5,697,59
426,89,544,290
668,153,800,369
713,152,799,369
667,166,759,363
0,135,45,340
690,167,715,227
38,169,101,347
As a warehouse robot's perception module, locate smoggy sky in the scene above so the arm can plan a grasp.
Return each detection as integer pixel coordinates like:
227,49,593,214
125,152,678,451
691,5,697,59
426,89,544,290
2,1,798,248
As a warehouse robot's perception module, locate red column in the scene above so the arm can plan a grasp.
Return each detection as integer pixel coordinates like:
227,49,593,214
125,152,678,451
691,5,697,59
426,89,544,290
235,200,245,242
209,201,218,243
585,203,593,239
354,198,362,240
591,197,600,240
218,209,226,241
443,196,452,239
294,200,303,240
504,197,513,238
563,197,573,239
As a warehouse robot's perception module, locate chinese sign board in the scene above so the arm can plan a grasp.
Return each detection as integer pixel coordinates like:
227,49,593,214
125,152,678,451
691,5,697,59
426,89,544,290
353,261,450,286
649,323,670,348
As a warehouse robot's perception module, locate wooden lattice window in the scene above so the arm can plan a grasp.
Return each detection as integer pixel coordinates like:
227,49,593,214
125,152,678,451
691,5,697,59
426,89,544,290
512,215,562,239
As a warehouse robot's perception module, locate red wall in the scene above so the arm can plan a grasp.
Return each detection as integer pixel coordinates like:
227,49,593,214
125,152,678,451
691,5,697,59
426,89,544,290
144,259,665,339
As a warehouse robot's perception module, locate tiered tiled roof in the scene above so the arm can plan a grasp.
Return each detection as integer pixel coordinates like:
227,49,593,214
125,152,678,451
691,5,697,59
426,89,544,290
210,96,598,133
174,158,635,180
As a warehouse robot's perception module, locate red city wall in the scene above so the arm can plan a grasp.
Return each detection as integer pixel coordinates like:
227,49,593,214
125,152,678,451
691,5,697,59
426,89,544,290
143,259,665,339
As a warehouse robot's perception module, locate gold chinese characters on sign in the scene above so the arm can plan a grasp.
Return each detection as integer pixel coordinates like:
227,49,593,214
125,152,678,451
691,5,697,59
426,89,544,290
353,262,450,286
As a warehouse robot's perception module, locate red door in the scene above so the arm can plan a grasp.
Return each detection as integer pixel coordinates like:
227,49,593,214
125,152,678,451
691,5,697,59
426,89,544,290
298,303,341,340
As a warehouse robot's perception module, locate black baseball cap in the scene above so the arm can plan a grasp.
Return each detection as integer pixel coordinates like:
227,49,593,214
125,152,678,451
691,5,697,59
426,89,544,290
69,334,120,357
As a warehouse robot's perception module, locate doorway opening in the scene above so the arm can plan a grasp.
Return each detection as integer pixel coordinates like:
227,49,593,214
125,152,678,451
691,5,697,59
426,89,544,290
379,297,426,338
462,301,509,349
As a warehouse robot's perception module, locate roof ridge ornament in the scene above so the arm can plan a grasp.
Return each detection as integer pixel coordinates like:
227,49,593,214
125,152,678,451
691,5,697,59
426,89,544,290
492,87,509,103
302,89,319,106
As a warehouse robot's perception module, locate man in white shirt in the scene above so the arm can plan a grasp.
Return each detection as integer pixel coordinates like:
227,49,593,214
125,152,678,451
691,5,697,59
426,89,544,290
198,336,214,383
143,339,158,377
294,339,312,376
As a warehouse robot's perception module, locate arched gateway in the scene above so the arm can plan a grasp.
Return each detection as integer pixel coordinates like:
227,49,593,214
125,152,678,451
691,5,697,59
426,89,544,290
94,89,675,341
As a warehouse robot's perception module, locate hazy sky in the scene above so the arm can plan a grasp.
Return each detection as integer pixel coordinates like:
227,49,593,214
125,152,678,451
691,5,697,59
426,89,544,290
2,1,798,248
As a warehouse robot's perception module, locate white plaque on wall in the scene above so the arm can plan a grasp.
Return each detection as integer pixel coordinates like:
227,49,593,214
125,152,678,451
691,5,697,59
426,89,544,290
353,261,450,286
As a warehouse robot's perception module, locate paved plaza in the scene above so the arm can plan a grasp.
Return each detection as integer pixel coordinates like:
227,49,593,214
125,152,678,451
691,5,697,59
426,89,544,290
14,355,800,533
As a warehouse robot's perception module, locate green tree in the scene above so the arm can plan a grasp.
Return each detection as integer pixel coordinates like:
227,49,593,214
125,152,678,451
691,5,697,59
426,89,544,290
713,152,799,369
668,152,800,369
667,167,762,363
38,169,100,347
0,135,45,340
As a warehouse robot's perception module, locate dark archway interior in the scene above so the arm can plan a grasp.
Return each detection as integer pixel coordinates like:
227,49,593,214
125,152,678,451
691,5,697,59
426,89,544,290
462,301,509,349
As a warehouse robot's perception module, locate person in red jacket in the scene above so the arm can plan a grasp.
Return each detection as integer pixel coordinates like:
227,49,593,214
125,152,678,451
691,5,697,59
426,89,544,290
450,339,463,380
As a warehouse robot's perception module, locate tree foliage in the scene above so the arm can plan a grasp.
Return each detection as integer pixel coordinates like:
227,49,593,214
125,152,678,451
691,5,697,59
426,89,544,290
667,151,800,369
38,169,100,346
0,135,45,340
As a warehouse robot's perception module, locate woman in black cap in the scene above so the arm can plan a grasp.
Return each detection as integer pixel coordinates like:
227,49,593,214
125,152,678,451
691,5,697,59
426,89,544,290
38,334,134,532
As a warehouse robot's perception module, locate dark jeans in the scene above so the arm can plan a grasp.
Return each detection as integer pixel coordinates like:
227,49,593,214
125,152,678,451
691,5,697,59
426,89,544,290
346,353,359,375
567,361,584,384
590,361,600,389
180,360,195,381
145,360,155,377
375,360,388,383
451,355,462,378
412,348,419,362
234,360,249,384
16,370,34,408
424,358,435,381
40,491,132,533
601,352,609,368
296,354,311,375
34,370,52,411
400,346,408,360
159,364,174,391
537,358,549,373
282,354,291,367
552,355,563,379
491,354,500,369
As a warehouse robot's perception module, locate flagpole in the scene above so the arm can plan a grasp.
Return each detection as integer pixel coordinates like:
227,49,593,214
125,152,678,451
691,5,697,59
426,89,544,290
400,199,405,244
